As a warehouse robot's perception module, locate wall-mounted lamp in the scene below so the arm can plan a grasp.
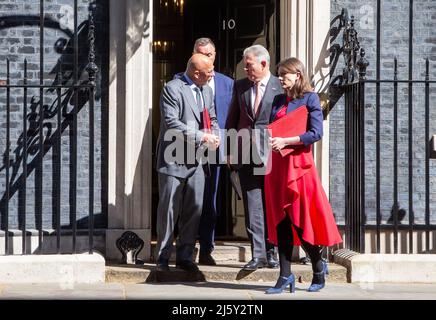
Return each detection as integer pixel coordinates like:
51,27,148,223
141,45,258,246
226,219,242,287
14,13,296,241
152,40,176,59
159,0,184,15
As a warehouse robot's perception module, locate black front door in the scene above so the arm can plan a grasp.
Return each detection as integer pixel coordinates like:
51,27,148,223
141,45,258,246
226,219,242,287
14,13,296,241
152,0,279,239
185,0,278,79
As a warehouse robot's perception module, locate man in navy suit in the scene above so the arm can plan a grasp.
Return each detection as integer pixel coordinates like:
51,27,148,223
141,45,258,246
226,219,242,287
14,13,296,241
175,38,234,265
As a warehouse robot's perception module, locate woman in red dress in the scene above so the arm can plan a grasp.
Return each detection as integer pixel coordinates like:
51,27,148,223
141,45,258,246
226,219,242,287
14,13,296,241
264,58,342,294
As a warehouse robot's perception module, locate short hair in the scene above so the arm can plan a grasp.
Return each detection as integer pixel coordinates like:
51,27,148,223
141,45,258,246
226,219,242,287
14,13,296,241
243,44,270,64
193,38,215,52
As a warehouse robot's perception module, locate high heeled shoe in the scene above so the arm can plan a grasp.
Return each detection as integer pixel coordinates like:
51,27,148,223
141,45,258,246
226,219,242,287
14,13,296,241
265,274,296,294
307,271,325,292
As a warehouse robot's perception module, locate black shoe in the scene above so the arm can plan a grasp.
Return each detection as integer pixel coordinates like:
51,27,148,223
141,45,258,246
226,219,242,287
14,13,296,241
199,252,217,266
156,258,170,272
267,252,279,269
242,258,267,271
176,260,200,272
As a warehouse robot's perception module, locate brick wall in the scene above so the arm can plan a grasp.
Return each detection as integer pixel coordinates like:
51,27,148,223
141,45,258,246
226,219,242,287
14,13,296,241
329,0,436,225
0,0,108,229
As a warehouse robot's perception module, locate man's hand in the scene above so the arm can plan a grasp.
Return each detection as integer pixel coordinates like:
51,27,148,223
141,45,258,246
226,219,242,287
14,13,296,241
202,133,220,150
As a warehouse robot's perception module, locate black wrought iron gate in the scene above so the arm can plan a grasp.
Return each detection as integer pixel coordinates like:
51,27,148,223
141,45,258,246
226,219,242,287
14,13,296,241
0,0,98,255
338,4,436,253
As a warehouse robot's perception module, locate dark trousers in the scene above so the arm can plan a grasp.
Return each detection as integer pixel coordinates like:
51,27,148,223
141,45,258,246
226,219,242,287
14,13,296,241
199,164,221,254
238,165,274,260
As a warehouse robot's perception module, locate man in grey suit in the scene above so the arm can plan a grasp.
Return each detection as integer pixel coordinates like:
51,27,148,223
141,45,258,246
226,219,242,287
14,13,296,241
174,38,234,266
155,54,220,272
226,45,281,271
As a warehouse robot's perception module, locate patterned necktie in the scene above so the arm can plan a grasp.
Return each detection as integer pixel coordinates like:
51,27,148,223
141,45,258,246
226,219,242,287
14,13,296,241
195,86,204,111
253,81,262,117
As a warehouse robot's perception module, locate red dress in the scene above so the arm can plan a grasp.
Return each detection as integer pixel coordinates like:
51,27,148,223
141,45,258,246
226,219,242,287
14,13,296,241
264,105,342,247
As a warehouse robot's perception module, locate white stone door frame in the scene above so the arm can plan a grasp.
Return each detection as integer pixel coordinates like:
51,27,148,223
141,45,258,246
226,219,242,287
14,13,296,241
280,0,331,194
107,0,153,262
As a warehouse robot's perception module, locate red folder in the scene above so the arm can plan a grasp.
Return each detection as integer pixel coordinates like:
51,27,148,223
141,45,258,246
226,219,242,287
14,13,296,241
267,106,308,156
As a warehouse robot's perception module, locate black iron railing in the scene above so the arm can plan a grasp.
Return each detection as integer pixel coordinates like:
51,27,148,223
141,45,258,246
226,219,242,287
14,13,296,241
0,0,98,255
338,5,436,253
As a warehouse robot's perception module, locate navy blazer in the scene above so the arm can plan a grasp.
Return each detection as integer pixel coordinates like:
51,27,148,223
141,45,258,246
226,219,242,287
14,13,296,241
213,72,234,129
270,92,323,147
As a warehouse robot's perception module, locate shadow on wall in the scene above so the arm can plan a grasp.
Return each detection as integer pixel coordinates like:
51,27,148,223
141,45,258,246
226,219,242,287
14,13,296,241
367,230,436,254
107,119,153,229
324,9,351,115
310,12,347,118
109,0,150,85
0,229,106,255
0,1,109,231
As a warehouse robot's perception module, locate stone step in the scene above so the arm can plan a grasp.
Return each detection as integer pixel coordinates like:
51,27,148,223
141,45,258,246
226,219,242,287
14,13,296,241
149,241,306,263
105,261,348,284
334,249,436,283
149,241,251,263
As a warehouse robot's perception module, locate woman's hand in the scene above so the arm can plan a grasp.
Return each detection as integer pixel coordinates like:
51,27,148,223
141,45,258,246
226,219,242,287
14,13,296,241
269,136,302,152
269,137,287,151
